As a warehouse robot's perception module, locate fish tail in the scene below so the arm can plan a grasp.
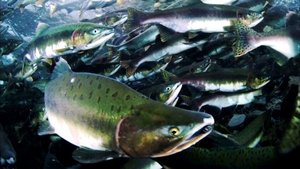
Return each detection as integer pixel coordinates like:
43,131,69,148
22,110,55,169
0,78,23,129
52,58,72,80
232,20,261,57
120,60,137,76
126,7,146,31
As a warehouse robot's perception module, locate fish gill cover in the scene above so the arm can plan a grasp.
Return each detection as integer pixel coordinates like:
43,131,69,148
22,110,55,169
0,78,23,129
0,0,300,169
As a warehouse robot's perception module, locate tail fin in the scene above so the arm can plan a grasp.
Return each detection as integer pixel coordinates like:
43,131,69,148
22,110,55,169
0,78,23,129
120,60,137,76
232,21,261,57
126,7,146,31
52,58,72,80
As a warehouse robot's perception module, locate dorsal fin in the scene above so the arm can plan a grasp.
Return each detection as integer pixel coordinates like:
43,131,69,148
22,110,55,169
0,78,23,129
36,22,49,36
51,58,72,80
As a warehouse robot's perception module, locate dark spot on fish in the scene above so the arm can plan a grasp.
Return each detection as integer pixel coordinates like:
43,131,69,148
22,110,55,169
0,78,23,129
125,95,131,100
106,88,110,94
73,94,77,100
70,85,74,91
97,83,102,89
89,80,93,85
78,83,82,89
97,96,101,103
117,106,121,113
112,91,118,98
111,105,114,111
79,94,84,100
89,91,93,99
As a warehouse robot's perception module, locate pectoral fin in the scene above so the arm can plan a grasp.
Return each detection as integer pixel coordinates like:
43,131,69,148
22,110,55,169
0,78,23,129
38,120,55,136
72,148,122,164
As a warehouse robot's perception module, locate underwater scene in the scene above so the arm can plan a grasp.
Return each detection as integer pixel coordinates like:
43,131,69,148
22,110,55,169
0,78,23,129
1,0,300,169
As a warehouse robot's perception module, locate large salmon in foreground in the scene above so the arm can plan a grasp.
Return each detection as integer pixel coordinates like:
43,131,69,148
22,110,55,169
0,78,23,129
40,58,214,163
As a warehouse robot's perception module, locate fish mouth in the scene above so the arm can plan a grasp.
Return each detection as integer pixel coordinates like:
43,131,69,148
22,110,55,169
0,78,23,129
152,115,214,157
165,83,183,105
83,30,115,50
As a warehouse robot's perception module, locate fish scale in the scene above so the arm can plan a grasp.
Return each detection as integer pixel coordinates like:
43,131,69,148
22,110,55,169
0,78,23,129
44,58,214,159
46,70,148,150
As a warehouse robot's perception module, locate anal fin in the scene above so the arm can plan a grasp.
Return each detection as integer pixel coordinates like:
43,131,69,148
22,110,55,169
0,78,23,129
72,148,123,164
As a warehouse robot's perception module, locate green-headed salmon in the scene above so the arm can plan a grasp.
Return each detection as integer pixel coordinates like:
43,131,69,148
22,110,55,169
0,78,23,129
126,3,264,33
25,22,115,61
42,58,214,162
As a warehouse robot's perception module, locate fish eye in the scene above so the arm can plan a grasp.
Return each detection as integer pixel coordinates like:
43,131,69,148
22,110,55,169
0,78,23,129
169,127,180,136
90,29,100,35
165,87,172,93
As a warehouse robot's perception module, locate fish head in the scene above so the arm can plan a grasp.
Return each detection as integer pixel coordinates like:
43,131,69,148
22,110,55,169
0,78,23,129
247,76,270,89
158,82,183,105
72,24,115,50
116,103,214,158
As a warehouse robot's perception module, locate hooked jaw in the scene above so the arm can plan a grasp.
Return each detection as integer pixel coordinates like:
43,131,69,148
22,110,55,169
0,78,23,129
82,29,115,50
152,112,214,157
115,103,215,158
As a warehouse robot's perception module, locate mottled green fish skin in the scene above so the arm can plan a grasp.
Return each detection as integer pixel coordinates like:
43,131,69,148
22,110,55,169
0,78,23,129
45,68,149,151
44,59,214,157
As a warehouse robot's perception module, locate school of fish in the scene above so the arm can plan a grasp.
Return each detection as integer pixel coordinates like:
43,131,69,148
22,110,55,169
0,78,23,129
1,0,300,169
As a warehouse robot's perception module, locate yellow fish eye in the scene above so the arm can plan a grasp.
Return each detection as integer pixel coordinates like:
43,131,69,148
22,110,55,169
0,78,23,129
169,127,180,136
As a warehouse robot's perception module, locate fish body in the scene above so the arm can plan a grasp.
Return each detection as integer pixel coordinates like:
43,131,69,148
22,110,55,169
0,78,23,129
79,0,116,17
167,69,270,92
194,89,262,109
43,58,214,160
114,62,169,83
232,20,300,58
234,0,267,12
120,34,208,75
111,25,160,52
127,4,263,33
25,22,115,61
